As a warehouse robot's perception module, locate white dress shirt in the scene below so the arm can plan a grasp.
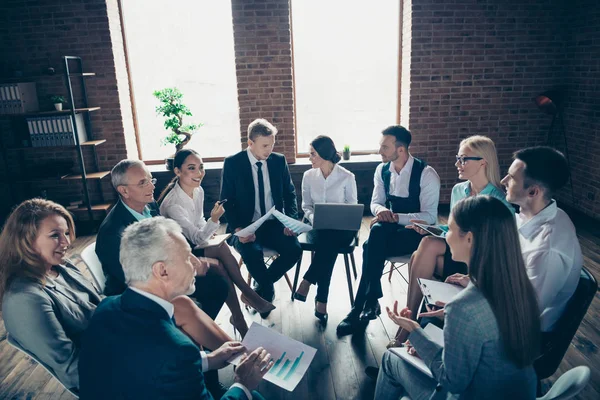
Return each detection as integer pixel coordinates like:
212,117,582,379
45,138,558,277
370,155,441,225
159,182,220,246
129,287,252,399
247,148,275,222
301,164,358,224
517,201,583,332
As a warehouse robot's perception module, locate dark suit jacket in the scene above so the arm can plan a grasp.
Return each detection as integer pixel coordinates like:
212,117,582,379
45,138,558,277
220,150,298,233
95,199,160,295
78,289,247,400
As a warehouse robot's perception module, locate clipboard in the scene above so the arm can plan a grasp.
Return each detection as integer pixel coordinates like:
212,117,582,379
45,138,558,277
194,233,231,250
417,278,464,305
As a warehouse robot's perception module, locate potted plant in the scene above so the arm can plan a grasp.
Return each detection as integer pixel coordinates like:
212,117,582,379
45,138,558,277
50,95,66,111
343,145,351,160
153,88,202,170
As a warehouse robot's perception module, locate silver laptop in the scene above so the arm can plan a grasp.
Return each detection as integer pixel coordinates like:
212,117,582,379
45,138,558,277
312,203,364,231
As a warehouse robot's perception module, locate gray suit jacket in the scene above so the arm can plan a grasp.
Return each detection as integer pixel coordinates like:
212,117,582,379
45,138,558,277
2,262,102,390
410,284,537,400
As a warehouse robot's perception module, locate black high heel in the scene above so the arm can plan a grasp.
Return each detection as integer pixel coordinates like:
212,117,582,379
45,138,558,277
293,292,307,302
314,300,328,324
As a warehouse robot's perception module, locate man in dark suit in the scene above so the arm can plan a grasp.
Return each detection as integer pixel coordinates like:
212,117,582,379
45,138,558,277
220,119,302,308
96,159,227,321
80,217,272,400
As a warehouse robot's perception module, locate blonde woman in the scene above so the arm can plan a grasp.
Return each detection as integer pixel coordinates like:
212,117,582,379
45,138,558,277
0,199,234,393
391,135,514,346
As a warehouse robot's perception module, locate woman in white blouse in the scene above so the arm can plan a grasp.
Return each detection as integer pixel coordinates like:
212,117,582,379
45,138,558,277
294,136,358,323
159,149,275,336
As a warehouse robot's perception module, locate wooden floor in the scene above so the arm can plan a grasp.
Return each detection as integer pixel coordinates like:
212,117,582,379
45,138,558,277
0,214,599,399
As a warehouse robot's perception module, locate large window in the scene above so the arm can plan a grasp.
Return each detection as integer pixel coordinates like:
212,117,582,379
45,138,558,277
291,0,400,154
121,0,240,160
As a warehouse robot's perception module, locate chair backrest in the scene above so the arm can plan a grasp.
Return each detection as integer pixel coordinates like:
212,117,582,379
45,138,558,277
80,242,106,293
537,366,590,400
534,266,597,379
7,333,79,398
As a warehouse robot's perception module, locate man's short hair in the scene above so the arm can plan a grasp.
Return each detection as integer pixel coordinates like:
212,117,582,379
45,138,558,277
514,146,569,199
248,118,277,141
120,217,186,285
382,125,412,148
111,159,145,191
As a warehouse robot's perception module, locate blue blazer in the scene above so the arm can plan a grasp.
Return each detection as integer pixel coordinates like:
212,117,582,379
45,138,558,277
220,150,298,233
95,200,160,295
78,289,248,400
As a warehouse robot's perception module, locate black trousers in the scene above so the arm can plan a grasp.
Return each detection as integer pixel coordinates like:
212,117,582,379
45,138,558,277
303,229,356,303
190,273,228,321
230,219,302,294
354,222,424,309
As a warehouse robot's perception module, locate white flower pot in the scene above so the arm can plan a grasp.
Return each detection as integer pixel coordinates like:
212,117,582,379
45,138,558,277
54,103,63,111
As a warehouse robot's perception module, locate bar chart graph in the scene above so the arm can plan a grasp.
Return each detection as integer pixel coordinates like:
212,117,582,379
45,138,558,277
228,323,316,391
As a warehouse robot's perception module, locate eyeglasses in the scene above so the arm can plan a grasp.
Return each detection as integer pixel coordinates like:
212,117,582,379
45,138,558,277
124,177,157,188
455,155,483,165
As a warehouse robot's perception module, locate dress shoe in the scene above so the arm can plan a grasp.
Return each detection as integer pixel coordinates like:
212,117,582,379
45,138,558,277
365,366,380,381
336,308,366,337
359,301,381,321
253,283,275,303
259,308,273,319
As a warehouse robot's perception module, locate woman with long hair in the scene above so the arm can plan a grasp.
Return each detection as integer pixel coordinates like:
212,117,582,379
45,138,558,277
391,135,514,346
0,199,232,392
159,149,275,337
293,135,358,323
375,195,540,399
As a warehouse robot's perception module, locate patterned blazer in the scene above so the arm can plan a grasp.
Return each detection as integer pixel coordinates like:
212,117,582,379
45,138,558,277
410,284,537,399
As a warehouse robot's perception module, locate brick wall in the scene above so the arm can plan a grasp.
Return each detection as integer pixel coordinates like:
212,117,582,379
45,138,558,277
560,0,600,218
406,0,567,203
231,0,296,161
0,0,132,219
1,0,599,221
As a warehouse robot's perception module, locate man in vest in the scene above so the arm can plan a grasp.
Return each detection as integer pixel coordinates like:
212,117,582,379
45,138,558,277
337,125,441,336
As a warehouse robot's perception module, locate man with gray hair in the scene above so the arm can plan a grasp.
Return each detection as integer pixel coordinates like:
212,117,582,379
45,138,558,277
80,217,272,400
96,159,227,321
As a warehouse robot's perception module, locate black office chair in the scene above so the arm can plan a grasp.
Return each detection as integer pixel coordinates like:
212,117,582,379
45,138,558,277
534,266,597,392
291,230,359,306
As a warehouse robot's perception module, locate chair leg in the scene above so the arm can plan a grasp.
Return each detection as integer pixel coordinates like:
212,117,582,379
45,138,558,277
388,261,394,282
291,258,302,301
350,252,357,279
343,254,355,307
283,273,293,292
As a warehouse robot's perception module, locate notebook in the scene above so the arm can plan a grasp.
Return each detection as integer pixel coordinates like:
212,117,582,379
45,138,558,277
389,324,444,378
194,233,231,250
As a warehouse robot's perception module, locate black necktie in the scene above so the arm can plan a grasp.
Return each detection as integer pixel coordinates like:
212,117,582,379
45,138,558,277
256,161,267,216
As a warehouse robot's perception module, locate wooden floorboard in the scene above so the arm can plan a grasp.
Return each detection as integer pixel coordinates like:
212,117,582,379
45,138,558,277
0,213,599,399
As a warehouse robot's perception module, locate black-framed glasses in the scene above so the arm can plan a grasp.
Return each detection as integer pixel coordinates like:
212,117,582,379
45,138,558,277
124,177,157,188
455,155,483,165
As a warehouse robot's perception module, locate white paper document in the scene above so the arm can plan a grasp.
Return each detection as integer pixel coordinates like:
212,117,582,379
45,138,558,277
234,207,312,237
272,209,312,235
389,324,444,378
234,207,276,237
194,233,231,250
418,278,465,305
228,322,317,392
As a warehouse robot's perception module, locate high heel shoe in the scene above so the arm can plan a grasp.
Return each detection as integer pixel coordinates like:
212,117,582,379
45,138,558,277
314,300,328,324
294,281,311,302
240,293,276,314
293,292,307,302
